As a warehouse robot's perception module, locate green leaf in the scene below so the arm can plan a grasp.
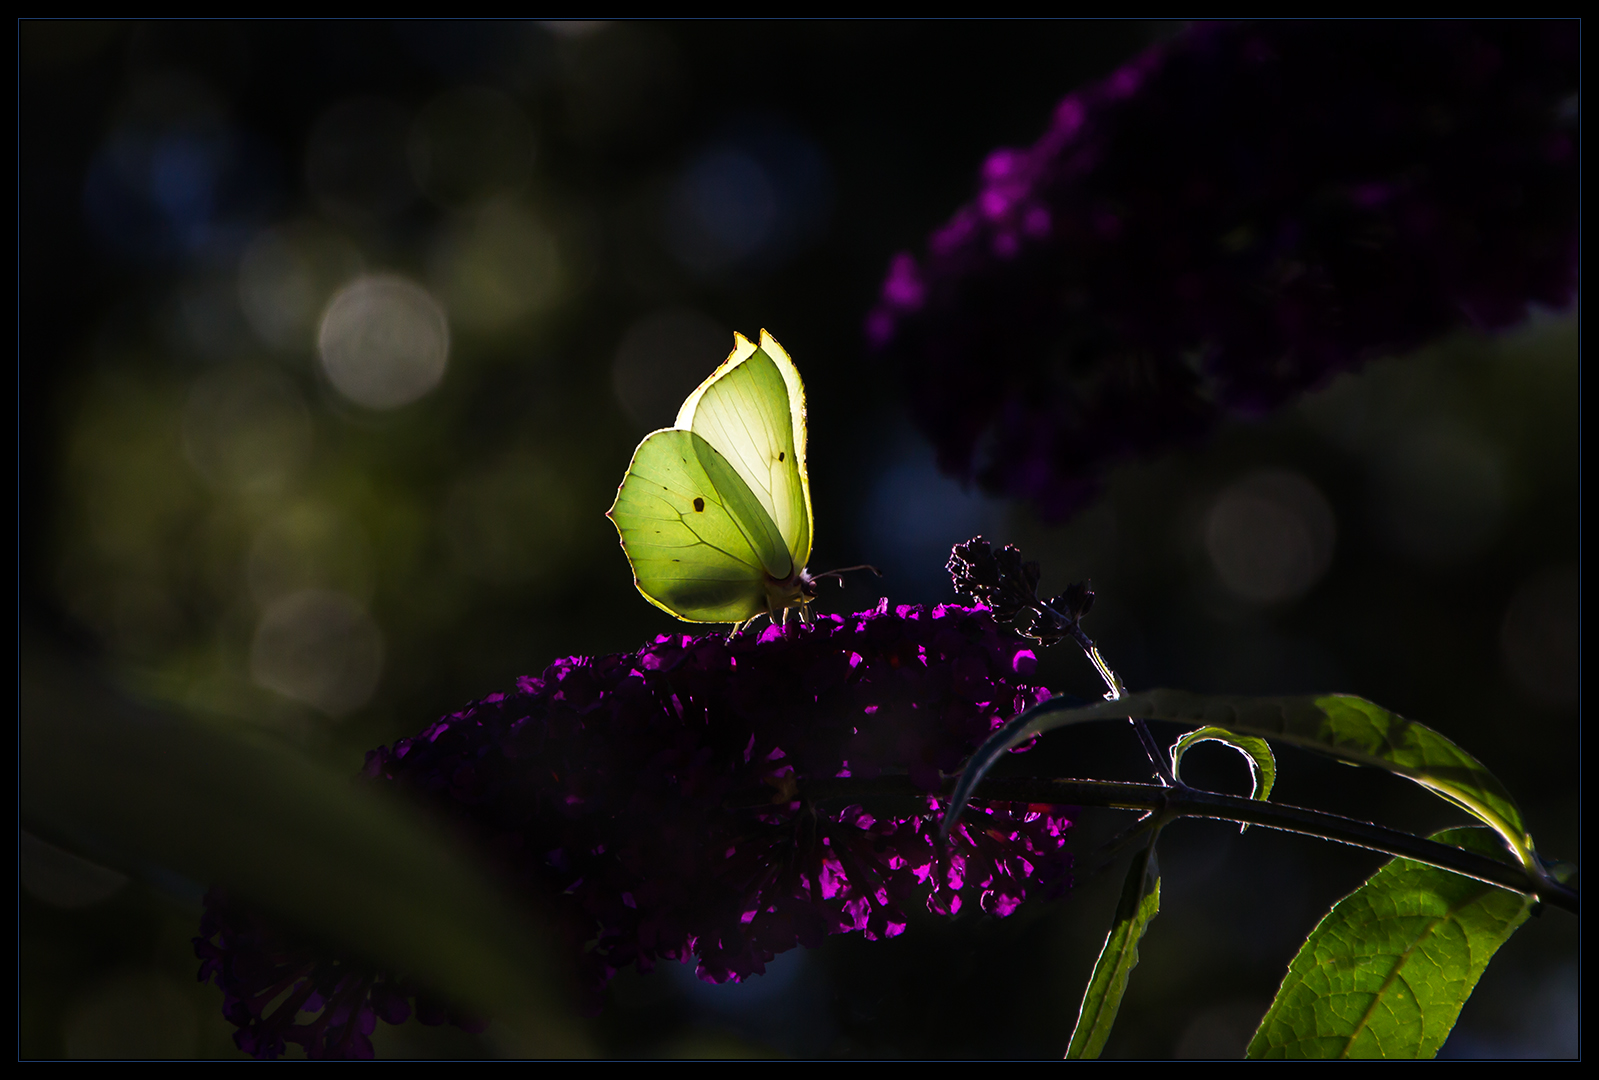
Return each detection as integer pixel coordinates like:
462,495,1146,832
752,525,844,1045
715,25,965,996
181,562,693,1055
947,690,1533,871
20,635,585,1056
1246,827,1534,1060
1169,725,1276,830
1065,838,1162,1060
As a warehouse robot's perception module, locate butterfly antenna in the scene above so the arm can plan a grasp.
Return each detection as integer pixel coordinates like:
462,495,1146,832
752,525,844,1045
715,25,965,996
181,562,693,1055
811,564,882,588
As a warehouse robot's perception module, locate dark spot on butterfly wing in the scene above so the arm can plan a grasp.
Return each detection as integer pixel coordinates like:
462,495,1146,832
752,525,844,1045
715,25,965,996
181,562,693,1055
693,497,705,512
778,451,785,461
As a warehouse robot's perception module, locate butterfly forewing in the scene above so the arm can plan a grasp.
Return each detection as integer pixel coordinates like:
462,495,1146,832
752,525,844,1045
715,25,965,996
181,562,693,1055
677,334,812,572
689,434,793,580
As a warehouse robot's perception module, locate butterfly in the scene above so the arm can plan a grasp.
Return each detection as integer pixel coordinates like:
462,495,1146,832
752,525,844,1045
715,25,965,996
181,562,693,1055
609,329,835,632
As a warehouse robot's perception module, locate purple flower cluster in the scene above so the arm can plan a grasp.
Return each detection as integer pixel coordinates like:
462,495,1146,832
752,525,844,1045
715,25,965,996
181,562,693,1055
868,21,1579,520
197,602,1071,1058
195,891,483,1060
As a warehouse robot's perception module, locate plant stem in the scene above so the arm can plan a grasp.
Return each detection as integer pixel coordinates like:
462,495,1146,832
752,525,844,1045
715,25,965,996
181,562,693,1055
775,774,1579,914
1127,718,1175,787
1046,606,1174,787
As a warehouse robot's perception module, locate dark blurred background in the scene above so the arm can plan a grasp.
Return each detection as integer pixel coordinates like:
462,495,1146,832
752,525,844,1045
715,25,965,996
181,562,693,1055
20,21,1576,1058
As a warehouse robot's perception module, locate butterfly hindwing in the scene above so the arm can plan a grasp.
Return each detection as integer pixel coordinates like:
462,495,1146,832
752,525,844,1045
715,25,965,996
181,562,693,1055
609,428,787,624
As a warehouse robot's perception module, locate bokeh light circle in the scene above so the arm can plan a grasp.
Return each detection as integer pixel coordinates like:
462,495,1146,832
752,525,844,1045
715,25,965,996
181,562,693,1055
1206,469,1336,605
428,202,561,332
665,147,777,274
237,221,363,352
317,274,450,409
249,588,384,717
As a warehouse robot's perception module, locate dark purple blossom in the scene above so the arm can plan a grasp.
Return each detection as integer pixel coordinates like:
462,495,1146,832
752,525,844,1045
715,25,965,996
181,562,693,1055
194,889,482,1060
869,21,1579,520
198,602,1072,1058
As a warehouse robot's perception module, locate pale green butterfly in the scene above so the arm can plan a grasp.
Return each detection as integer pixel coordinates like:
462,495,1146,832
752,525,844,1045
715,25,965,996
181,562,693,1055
609,330,859,632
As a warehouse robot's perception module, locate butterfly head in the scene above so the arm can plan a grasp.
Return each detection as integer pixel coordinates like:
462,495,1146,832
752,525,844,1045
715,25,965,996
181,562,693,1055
763,564,881,623
764,568,817,623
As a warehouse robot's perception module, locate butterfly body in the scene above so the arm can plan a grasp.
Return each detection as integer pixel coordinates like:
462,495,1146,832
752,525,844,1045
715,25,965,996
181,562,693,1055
609,330,816,629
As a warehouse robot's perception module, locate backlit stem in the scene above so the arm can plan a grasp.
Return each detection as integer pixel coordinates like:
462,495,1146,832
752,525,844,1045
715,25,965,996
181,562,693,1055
1042,602,1175,787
